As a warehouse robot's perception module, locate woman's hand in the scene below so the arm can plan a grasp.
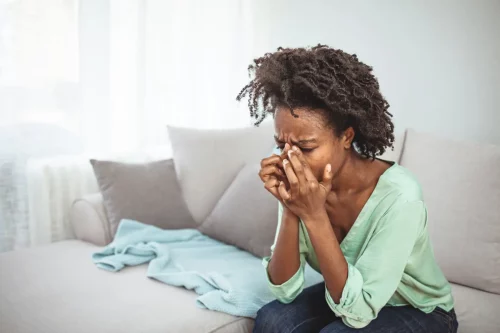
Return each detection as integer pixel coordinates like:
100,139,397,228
259,150,289,204
279,146,333,220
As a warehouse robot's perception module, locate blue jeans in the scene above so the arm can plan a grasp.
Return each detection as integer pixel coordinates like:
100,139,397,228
254,283,458,333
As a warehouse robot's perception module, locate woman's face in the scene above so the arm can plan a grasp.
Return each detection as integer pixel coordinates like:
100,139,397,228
274,106,351,181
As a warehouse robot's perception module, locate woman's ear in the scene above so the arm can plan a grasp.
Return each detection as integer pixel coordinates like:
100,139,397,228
342,127,355,149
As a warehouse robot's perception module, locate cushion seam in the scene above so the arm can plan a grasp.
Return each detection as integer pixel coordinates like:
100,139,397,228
198,163,247,230
206,317,249,333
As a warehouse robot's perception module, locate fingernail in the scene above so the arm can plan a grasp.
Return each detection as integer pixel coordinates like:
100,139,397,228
279,181,283,186
283,159,289,165
326,164,331,173
288,150,293,157
292,146,298,151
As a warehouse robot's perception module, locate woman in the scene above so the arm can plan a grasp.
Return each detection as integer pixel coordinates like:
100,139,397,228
237,45,457,333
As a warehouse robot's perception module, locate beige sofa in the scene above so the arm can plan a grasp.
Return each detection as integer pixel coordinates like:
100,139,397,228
0,127,499,333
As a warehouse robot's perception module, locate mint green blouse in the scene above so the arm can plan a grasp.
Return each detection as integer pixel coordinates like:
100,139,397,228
262,162,454,329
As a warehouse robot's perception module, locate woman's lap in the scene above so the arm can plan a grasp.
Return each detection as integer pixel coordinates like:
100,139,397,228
319,306,457,333
253,283,457,333
253,283,336,333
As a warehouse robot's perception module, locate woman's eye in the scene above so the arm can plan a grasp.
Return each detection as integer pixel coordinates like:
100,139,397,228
275,145,314,153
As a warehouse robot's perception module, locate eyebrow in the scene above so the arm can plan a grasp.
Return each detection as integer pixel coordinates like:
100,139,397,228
274,136,317,144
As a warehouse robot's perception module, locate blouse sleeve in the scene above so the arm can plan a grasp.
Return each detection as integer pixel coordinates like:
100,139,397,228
325,201,426,328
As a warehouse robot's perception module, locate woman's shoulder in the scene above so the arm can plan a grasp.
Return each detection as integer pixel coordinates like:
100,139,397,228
378,162,424,203
371,164,428,233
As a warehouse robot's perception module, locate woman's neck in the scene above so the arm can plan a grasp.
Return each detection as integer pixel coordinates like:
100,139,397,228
330,151,380,195
326,152,389,233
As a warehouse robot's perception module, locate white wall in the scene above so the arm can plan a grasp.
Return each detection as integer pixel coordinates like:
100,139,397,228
251,0,500,145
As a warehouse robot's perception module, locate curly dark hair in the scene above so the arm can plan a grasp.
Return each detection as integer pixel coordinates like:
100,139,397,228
236,44,394,159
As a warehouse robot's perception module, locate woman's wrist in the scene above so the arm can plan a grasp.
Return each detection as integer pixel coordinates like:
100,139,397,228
282,206,300,224
301,208,329,226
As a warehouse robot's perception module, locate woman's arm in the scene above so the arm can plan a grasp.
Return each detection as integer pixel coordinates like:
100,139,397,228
302,210,348,303
306,202,425,329
262,203,308,303
267,206,302,285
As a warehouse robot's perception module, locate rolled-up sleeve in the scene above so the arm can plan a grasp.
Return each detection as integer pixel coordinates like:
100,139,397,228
324,201,426,328
262,253,306,303
262,203,309,304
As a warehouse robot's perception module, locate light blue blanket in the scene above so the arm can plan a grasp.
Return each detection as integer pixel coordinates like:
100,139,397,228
92,219,323,318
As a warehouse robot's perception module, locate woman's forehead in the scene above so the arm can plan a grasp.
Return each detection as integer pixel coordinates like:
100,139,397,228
274,107,329,141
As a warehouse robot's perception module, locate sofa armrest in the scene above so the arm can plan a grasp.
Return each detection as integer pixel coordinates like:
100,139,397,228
70,193,111,246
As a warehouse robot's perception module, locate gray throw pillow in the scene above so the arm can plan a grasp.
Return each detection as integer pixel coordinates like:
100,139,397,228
199,163,279,258
90,159,196,237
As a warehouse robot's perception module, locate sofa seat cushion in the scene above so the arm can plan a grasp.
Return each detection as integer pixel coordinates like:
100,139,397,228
451,283,500,333
0,241,253,333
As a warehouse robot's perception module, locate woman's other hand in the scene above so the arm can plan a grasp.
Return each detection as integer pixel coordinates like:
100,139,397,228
279,146,333,220
259,144,291,203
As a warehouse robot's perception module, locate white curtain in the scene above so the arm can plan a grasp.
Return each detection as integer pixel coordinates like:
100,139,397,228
0,0,259,251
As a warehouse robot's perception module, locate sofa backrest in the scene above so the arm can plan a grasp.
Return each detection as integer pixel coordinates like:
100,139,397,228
399,129,500,295
168,123,276,224
379,131,405,164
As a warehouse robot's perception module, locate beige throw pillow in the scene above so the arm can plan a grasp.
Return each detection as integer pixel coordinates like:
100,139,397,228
199,163,279,258
167,123,275,224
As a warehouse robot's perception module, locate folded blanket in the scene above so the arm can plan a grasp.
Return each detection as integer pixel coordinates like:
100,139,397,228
92,219,323,318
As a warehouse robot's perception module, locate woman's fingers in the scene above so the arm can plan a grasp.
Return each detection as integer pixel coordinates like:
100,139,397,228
278,181,290,201
282,158,299,197
260,155,282,168
319,163,333,193
264,177,280,199
278,143,291,167
290,146,317,182
286,149,307,187
264,177,279,188
259,151,294,202
259,164,285,182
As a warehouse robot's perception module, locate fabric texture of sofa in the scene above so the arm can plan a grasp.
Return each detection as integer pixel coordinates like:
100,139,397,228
0,126,499,333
